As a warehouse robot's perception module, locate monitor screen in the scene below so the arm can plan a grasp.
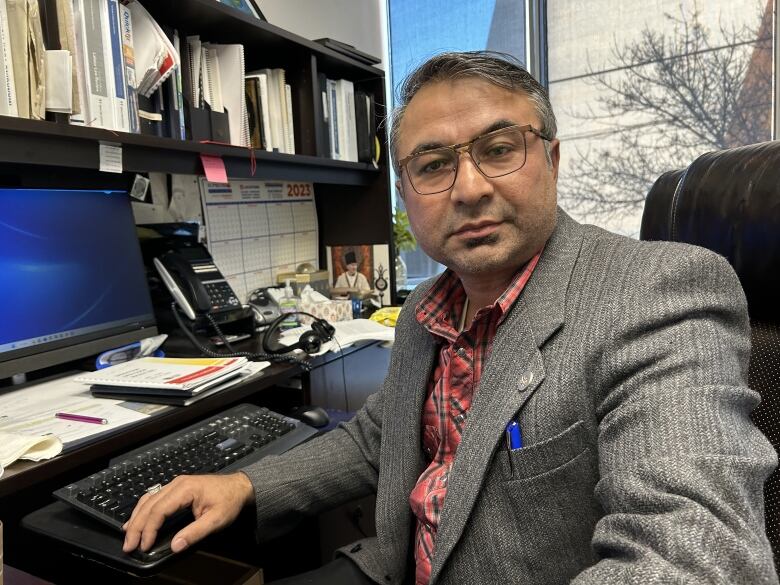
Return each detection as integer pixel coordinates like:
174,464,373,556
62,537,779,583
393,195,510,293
0,188,157,378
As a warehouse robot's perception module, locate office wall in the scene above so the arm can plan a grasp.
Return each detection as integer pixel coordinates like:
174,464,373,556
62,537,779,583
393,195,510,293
260,0,388,70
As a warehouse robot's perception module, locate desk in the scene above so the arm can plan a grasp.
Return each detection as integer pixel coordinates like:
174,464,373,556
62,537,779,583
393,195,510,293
0,339,390,582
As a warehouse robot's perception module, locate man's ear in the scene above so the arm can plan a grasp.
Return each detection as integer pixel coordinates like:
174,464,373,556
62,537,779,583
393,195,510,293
549,139,561,181
395,179,404,199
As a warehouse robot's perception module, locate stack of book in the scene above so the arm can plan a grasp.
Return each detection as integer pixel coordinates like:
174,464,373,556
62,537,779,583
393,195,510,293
318,75,377,163
75,356,253,406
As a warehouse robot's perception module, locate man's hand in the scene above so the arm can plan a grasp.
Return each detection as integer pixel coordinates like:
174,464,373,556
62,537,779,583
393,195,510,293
122,472,255,554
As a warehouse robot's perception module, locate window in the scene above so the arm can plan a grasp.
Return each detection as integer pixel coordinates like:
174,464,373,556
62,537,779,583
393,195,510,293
547,0,775,236
388,0,527,289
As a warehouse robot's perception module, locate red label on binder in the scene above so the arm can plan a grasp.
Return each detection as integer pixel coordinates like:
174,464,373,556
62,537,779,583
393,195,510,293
200,154,229,184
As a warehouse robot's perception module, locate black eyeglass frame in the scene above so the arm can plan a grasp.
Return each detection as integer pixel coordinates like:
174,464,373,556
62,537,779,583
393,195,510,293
398,124,552,195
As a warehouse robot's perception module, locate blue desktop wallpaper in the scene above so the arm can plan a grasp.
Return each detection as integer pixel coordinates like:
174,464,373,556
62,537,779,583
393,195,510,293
0,189,155,348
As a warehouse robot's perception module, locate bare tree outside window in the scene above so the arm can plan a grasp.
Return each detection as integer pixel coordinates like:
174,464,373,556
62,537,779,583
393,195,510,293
551,1,773,234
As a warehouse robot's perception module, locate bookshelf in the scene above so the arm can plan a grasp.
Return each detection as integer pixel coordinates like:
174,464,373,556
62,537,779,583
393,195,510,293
6,0,394,293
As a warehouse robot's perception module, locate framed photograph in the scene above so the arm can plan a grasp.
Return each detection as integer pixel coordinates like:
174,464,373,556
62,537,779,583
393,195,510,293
217,0,266,21
327,244,391,305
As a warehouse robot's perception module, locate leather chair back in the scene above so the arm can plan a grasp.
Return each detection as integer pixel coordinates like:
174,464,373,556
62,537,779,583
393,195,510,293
640,140,780,564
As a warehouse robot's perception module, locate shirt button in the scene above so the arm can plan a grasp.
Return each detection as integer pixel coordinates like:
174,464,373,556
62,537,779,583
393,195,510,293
456,347,467,357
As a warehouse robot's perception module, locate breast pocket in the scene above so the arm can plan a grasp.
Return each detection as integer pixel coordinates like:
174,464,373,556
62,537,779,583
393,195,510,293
501,420,589,481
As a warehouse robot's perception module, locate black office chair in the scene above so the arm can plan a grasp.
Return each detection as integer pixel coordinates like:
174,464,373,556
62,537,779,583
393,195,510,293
640,140,780,565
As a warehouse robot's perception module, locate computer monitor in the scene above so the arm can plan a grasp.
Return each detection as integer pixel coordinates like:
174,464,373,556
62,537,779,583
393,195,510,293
0,188,158,379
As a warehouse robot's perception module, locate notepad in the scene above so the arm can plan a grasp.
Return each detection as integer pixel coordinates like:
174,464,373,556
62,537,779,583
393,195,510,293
74,356,249,392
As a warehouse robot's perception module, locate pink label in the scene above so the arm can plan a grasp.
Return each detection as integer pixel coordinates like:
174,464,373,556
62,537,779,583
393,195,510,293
200,154,229,184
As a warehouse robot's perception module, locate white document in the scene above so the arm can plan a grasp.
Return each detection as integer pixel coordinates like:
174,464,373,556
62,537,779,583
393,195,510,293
0,432,62,467
0,372,149,449
44,49,72,113
99,141,123,173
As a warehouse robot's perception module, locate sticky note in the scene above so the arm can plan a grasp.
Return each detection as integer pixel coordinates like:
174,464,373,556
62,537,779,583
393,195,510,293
200,154,229,184
99,142,123,173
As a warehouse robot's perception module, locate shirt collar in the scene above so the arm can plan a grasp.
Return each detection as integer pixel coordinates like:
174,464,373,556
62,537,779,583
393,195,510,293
415,249,544,335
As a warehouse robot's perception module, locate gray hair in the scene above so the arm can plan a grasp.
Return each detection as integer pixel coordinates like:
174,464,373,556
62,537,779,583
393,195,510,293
390,51,557,172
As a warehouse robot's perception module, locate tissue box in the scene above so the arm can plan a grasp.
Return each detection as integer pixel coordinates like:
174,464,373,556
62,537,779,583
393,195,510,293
300,299,353,325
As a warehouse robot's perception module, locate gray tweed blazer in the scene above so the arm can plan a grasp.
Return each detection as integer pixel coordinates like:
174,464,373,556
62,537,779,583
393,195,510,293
243,208,778,584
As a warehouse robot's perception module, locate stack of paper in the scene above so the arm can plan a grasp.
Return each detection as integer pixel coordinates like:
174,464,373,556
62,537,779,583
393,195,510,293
75,356,249,396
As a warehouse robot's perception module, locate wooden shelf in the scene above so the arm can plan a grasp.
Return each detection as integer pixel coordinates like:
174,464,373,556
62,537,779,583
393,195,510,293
0,116,380,185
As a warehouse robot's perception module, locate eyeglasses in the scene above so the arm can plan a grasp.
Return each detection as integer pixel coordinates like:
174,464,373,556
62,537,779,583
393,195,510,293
398,124,551,195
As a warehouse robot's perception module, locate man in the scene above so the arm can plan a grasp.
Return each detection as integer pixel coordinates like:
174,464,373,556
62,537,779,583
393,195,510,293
123,52,778,584
335,250,372,291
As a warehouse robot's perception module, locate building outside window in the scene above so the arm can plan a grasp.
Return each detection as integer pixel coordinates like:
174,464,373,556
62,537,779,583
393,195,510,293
387,0,527,289
547,0,775,236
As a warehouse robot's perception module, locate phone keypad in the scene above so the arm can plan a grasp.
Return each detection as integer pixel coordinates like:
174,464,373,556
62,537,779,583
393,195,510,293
204,281,240,311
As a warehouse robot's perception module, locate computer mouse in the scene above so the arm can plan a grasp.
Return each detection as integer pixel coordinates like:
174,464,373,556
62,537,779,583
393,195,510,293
293,406,330,428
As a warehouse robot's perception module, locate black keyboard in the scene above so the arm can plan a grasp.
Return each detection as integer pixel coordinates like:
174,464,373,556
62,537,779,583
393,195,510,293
53,404,317,531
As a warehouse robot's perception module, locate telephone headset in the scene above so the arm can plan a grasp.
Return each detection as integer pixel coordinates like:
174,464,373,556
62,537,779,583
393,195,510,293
262,312,336,355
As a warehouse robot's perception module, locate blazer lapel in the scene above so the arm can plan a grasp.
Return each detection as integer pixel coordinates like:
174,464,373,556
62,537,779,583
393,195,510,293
428,208,585,583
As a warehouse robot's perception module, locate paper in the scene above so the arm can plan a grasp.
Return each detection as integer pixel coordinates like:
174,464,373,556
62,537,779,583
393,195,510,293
0,372,149,449
0,432,62,467
99,141,123,173
200,153,229,184
44,49,72,113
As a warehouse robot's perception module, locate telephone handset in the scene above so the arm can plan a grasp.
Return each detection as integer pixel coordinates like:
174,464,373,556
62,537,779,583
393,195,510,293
153,252,240,320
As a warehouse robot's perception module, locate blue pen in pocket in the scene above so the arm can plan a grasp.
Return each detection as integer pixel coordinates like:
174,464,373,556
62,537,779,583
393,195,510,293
505,420,522,450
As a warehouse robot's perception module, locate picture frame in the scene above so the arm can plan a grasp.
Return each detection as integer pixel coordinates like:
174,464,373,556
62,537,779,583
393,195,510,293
326,244,391,305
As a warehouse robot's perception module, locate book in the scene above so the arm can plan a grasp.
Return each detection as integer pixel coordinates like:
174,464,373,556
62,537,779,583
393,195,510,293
75,0,115,129
315,72,331,157
91,360,271,405
245,75,263,149
0,0,18,117
6,0,28,118
284,82,295,154
107,0,129,132
74,356,249,392
0,431,63,467
118,2,140,133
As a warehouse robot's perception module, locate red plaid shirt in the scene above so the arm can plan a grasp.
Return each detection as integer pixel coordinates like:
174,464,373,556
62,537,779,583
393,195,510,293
409,252,541,585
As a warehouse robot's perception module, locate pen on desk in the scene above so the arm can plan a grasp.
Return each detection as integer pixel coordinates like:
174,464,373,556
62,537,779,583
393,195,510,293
55,412,108,425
